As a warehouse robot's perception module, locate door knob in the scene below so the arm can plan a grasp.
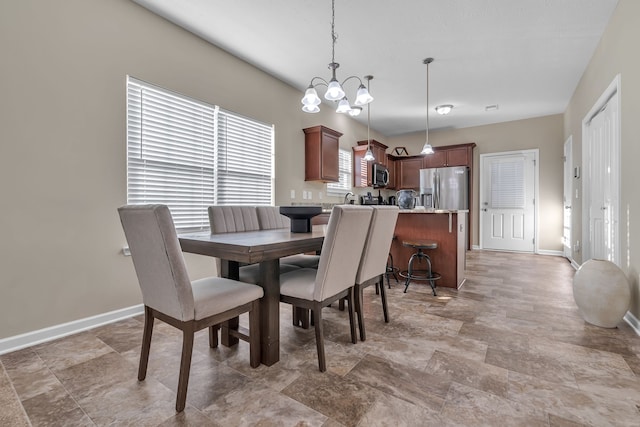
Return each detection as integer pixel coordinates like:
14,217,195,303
481,208,488,212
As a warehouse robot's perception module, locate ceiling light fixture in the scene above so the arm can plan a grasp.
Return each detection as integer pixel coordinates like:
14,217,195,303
421,57,434,155
300,0,373,115
435,104,453,115
363,75,375,161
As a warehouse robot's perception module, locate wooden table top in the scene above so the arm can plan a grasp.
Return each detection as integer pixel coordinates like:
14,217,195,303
179,225,327,264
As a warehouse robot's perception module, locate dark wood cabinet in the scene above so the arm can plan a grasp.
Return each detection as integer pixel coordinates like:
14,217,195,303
423,144,471,168
352,139,388,188
303,125,342,182
396,156,423,189
386,155,396,189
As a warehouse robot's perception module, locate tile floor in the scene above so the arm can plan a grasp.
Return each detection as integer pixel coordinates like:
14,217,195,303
2,251,640,426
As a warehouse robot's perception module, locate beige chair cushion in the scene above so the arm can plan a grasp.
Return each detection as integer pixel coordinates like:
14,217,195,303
256,205,290,230
191,277,263,320
355,206,399,284
208,205,260,233
279,269,317,299
280,205,373,302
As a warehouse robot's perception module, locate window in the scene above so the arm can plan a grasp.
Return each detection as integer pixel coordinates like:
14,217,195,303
326,149,352,196
126,76,274,231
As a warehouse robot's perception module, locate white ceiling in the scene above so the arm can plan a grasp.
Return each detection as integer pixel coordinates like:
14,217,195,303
132,0,618,137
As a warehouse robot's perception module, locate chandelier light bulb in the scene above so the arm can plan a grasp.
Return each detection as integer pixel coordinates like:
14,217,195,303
363,146,375,161
354,84,374,106
302,86,321,106
325,79,345,101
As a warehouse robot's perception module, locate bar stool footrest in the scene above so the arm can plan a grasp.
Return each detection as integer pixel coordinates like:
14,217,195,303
398,270,441,282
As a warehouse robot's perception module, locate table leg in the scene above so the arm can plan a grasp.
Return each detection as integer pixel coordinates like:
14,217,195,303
221,260,240,347
259,259,280,365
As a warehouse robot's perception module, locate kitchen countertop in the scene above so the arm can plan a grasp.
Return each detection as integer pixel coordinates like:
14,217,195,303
398,207,469,214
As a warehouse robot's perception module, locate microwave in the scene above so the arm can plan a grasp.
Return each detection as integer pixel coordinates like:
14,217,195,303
372,163,389,188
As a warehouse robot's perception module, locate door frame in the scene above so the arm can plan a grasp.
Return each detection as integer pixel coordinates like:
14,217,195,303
479,149,539,253
581,74,621,264
563,135,573,261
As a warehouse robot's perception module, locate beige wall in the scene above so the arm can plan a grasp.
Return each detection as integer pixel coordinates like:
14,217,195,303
0,0,383,338
387,114,565,252
564,0,640,317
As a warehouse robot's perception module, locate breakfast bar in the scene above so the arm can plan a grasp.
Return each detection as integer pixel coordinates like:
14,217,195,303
390,209,468,290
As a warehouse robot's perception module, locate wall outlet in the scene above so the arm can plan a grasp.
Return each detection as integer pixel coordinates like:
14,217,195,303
318,191,323,200
290,189,295,199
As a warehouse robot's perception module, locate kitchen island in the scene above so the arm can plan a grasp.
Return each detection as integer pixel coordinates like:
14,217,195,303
390,208,468,290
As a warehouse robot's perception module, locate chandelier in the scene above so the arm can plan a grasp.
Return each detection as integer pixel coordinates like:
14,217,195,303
421,57,434,155
300,0,373,115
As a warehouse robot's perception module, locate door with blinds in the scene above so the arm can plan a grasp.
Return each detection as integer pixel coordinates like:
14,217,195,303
480,150,536,252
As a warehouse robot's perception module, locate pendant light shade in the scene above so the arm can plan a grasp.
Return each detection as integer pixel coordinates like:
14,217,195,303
421,57,434,155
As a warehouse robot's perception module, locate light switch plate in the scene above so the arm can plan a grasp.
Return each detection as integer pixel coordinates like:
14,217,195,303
290,189,295,199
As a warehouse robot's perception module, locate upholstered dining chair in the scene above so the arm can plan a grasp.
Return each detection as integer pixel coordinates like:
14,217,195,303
207,205,301,283
118,204,263,412
353,205,399,341
278,205,373,372
256,205,320,269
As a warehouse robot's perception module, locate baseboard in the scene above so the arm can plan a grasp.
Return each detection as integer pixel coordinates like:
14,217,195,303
624,311,640,336
537,249,564,257
570,259,580,270
0,304,144,356
471,245,481,250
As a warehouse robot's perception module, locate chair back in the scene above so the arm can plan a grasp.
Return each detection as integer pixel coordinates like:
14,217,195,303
118,205,195,321
208,206,260,233
256,205,290,230
314,205,373,301
356,206,400,284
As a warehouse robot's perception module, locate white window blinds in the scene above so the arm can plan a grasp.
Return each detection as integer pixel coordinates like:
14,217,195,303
326,149,352,195
490,157,525,209
126,76,273,231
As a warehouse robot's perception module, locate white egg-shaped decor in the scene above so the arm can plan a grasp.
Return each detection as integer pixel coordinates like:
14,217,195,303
572,259,630,328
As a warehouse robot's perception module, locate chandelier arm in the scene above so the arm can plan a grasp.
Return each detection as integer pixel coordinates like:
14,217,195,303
339,75,364,87
309,77,329,88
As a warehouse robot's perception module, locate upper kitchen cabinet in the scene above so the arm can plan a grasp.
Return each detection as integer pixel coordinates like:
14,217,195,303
303,125,342,182
386,155,397,189
423,143,476,168
396,155,423,189
352,139,388,187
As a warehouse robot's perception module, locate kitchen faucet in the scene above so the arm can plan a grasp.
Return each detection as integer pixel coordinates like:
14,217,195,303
344,192,354,204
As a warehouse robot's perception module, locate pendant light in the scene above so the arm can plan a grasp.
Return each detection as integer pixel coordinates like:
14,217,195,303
363,75,375,161
300,0,373,115
421,57,434,155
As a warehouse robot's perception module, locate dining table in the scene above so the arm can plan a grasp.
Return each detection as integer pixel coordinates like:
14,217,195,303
178,225,326,366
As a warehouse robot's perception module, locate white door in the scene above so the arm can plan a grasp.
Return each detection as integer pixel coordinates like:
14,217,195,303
585,90,619,262
563,137,573,260
480,151,536,252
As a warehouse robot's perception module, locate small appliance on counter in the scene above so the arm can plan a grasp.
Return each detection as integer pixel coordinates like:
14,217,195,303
388,195,396,205
360,191,380,205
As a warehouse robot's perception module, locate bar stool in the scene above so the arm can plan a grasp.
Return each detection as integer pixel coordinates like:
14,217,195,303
385,252,400,289
400,239,440,295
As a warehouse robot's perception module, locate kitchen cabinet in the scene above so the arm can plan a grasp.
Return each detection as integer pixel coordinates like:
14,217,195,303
386,155,397,189
352,139,388,188
390,211,467,289
396,156,423,189
423,144,473,168
303,125,342,182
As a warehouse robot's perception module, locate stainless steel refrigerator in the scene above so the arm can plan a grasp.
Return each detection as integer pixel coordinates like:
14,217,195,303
419,166,469,210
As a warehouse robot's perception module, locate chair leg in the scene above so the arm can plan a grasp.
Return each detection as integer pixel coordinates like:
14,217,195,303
249,300,261,368
425,256,437,296
208,325,219,348
138,306,154,381
379,274,389,323
355,283,366,341
347,288,357,345
176,323,195,412
312,303,326,372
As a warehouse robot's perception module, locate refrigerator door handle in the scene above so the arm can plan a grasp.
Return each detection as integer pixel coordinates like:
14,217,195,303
434,172,440,209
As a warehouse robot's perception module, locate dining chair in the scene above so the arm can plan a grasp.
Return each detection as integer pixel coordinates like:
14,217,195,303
118,204,263,412
278,205,373,372
353,205,399,341
207,205,301,283
256,205,320,269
